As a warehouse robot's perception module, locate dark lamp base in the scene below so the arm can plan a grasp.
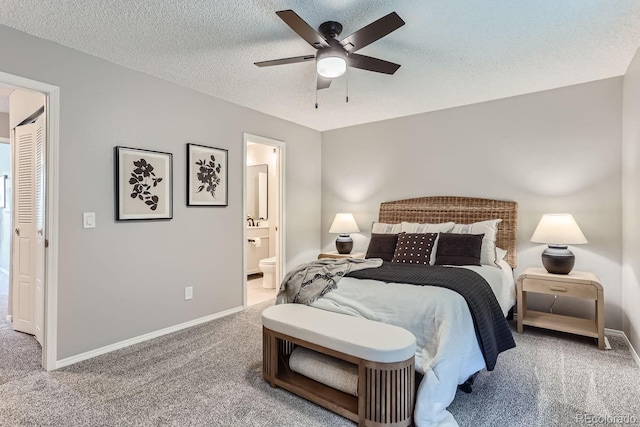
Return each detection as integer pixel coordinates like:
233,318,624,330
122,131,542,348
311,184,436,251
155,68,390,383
335,234,353,254
541,245,575,274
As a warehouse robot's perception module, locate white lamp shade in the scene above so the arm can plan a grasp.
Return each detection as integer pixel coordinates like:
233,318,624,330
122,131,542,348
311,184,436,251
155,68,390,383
530,214,587,245
329,213,360,234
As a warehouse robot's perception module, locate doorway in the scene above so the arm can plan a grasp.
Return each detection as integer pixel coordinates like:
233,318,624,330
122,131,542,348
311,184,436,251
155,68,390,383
0,71,60,371
0,138,9,313
243,134,284,307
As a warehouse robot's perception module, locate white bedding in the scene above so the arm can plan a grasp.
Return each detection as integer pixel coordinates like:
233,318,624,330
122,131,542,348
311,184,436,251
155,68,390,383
309,261,515,427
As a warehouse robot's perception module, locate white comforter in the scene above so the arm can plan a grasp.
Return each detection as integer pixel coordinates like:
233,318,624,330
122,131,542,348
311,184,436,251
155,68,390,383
309,261,515,427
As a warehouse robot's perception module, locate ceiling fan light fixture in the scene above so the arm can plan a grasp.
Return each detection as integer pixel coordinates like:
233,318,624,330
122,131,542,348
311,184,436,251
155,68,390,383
316,49,347,78
256,10,405,89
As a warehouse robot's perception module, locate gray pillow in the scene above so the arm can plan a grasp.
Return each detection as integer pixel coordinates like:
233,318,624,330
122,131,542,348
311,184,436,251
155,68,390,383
435,233,484,266
365,233,399,262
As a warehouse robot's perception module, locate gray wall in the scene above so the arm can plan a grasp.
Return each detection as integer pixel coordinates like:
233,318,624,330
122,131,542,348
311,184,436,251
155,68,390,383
622,47,640,353
322,78,623,329
0,24,322,360
0,112,8,138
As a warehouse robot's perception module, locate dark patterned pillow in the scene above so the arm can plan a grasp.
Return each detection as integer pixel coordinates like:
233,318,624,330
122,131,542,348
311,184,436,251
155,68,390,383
435,233,484,266
391,233,437,265
365,234,399,262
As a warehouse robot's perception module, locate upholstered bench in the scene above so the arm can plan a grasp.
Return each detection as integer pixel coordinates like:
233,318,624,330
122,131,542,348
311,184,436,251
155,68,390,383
262,304,416,427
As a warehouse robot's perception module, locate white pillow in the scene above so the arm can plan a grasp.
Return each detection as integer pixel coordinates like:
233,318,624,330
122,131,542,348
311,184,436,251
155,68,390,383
496,247,508,262
450,219,502,266
371,222,402,234
400,221,455,233
429,233,442,265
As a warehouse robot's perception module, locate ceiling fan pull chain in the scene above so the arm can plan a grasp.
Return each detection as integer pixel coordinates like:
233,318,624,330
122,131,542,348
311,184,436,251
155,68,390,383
346,66,349,103
315,81,319,109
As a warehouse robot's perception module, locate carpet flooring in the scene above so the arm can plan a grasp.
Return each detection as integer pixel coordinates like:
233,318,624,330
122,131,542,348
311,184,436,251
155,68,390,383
0,290,43,387
0,298,639,426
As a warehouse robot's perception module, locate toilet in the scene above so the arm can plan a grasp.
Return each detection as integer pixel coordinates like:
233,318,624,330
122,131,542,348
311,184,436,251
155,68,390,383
258,257,277,289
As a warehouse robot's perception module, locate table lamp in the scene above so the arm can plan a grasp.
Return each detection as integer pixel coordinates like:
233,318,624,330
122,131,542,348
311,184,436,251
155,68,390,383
329,213,360,254
530,213,587,274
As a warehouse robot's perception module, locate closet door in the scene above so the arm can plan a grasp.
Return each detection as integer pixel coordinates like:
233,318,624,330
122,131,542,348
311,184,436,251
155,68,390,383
11,115,44,345
34,115,45,345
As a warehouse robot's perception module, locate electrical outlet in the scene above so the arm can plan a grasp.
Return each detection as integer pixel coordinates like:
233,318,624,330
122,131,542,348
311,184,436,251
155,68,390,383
185,286,193,300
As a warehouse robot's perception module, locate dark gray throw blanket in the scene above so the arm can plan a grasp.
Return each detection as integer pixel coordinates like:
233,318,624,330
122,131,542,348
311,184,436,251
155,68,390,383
346,262,515,371
277,258,383,304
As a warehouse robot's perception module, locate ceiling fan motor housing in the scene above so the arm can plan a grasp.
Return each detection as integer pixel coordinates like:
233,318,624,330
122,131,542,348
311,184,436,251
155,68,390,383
319,21,343,39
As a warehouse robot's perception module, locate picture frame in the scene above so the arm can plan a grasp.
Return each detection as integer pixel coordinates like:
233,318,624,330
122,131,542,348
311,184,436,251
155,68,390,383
115,146,173,221
186,143,228,207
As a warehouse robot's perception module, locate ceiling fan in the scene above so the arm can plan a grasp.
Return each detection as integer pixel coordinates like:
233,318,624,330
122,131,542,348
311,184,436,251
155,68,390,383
255,10,405,90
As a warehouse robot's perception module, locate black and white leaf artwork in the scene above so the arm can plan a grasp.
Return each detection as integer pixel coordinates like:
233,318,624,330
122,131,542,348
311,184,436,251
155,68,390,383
129,158,161,211
195,155,222,199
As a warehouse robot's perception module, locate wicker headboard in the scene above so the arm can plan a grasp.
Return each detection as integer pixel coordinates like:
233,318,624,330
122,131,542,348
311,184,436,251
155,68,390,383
379,196,518,268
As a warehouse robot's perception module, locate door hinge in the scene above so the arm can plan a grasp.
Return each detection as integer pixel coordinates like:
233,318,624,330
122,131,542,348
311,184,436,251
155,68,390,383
45,239,49,248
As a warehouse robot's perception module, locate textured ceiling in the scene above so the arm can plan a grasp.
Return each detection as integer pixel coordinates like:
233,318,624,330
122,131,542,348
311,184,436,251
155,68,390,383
0,1,639,131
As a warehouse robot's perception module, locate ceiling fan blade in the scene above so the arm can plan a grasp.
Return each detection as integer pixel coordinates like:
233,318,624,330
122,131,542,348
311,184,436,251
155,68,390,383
340,12,405,53
348,53,401,74
317,76,332,90
276,10,330,49
254,55,315,67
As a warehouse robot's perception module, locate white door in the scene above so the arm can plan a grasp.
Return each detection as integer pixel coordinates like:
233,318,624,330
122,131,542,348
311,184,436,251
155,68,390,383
11,115,44,344
34,115,45,345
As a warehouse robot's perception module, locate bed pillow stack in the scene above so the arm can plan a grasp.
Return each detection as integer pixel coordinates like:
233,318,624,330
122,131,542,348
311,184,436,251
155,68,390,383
366,219,502,267
401,222,454,264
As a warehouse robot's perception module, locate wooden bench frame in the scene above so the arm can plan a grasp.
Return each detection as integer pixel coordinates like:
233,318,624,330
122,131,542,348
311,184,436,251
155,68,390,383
263,326,415,427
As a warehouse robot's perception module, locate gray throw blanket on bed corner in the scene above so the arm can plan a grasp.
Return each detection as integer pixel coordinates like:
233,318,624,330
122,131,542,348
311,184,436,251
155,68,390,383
277,258,383,304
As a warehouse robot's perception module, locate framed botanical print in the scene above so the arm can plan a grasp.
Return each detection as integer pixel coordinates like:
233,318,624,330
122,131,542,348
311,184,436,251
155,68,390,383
115,146,173,220
186,143,228,207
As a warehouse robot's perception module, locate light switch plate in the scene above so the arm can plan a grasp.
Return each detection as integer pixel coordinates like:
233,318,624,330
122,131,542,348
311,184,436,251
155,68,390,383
83,212,96,229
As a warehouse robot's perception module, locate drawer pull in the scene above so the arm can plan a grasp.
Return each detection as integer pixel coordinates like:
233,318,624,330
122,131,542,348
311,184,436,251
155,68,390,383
549,286,567,292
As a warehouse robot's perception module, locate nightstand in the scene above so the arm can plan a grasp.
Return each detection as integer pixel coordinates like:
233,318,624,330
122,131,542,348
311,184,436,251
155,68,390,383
516,267,605,349
317,251,366,260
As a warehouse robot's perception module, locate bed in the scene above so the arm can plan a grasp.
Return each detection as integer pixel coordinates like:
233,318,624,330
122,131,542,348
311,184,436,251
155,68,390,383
279,196,518,427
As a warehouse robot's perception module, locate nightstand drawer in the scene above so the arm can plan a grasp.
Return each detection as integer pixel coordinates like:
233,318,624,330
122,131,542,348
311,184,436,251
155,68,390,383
522,278,597,300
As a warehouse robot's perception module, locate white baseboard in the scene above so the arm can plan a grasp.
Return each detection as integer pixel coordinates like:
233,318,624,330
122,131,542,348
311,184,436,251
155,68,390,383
605,328,640,369
55,305,244,369
0,267,9,276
